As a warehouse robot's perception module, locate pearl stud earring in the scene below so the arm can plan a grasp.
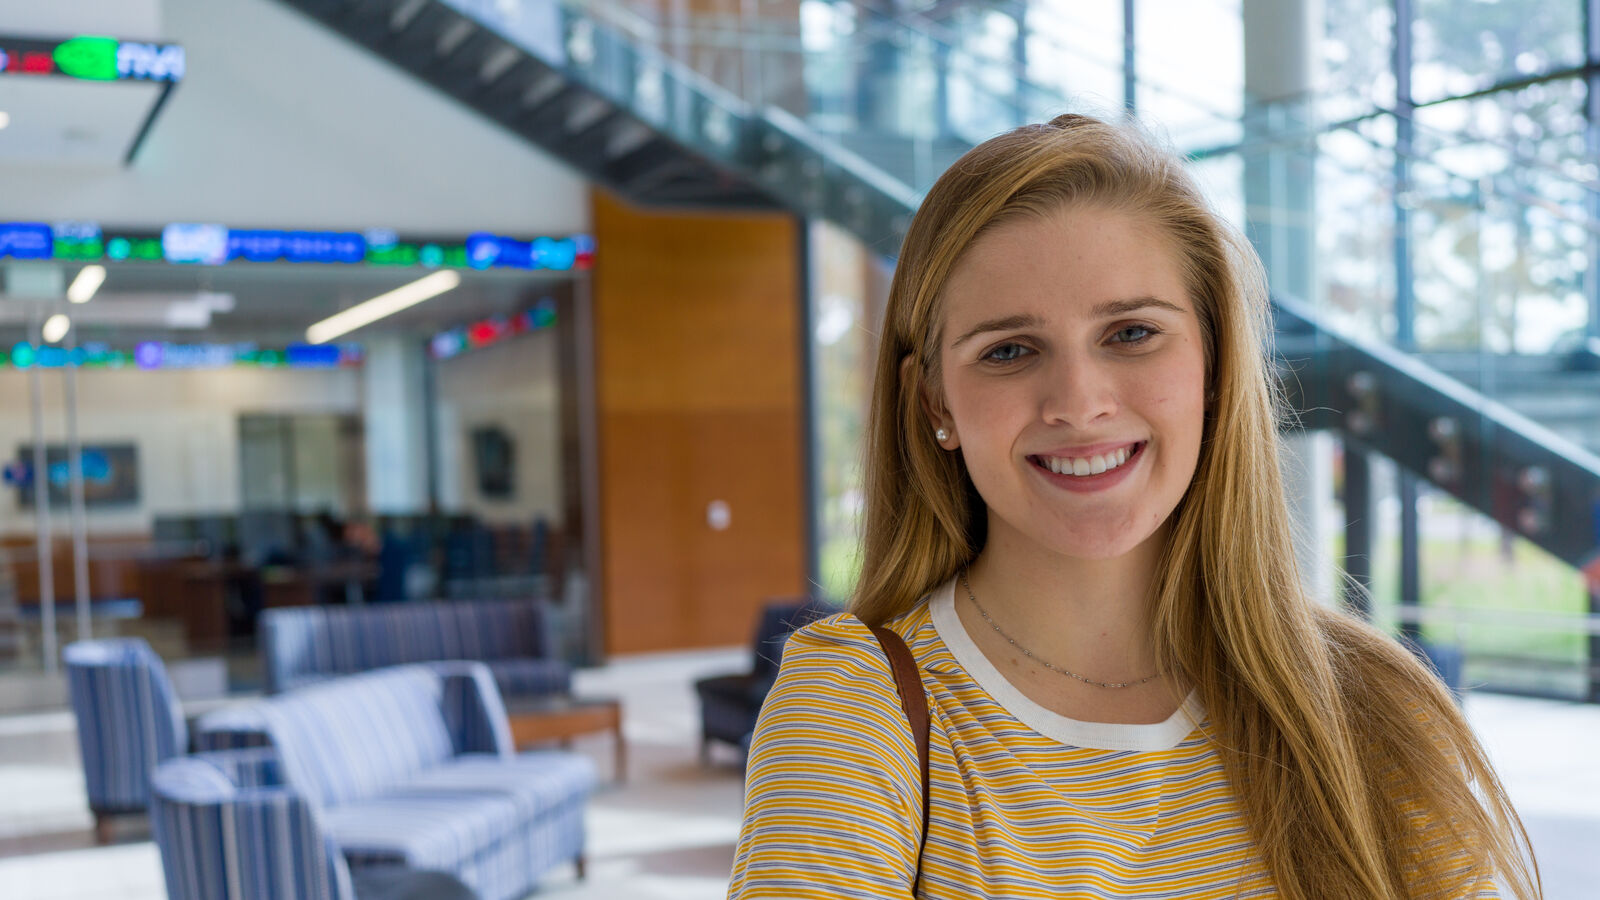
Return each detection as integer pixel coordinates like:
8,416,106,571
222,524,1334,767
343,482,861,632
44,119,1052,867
935,428,949,442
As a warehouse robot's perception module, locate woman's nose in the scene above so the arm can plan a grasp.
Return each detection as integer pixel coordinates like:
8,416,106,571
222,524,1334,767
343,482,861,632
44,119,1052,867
1039,354,1118,427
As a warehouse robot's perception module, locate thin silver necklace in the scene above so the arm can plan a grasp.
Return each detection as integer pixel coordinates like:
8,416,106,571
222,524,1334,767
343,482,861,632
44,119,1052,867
959,568,1164,689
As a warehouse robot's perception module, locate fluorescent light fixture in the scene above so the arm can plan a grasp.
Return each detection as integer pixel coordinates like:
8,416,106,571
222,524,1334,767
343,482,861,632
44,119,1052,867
0,111,10,130
42,314,71,344
67,265,106,303
306,271,461,344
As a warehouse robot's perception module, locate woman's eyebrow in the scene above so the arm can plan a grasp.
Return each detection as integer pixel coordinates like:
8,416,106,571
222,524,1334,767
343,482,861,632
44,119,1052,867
1090,296,1186,318
949,298,1184,349
950,313,1044,349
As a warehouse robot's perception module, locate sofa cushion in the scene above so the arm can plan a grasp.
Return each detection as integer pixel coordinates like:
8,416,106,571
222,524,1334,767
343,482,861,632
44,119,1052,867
322,791,521,873
407,752,598,821
321,753,597,882
260,667,456,809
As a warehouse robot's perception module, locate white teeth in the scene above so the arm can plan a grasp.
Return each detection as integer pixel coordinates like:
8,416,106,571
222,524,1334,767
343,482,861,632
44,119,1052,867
1040,443,1139,477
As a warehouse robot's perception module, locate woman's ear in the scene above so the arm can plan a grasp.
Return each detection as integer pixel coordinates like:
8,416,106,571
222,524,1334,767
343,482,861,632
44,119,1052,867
903,353,958,449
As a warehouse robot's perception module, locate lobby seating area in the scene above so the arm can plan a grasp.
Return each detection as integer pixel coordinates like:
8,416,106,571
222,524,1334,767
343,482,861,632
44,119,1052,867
167,662,595,899
61,628,597,898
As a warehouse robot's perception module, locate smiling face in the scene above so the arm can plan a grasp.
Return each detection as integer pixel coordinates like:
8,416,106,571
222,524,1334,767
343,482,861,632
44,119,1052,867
924,204,1209,562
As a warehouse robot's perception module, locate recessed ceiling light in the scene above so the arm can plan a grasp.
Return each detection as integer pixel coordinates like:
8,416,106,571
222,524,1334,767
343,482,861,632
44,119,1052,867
0,111,10,130
42,314,71,344
306,271,461,344
68,265,106,304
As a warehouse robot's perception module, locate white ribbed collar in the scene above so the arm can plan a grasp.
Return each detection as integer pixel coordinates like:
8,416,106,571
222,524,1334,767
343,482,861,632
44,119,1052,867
929,576,1204,752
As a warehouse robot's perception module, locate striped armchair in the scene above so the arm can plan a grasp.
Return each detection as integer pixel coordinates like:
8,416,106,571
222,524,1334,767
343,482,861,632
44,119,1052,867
151,749,479,900
151,749,356,900
193,662,597,900
63,637,187,843
261,598,571,702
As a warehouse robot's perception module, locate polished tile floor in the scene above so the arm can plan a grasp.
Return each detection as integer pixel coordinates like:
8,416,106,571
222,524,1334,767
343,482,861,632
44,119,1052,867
1,649,1597,899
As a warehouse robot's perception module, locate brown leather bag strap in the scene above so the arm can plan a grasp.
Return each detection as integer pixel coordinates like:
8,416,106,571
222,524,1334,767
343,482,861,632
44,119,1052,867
868,624,930,888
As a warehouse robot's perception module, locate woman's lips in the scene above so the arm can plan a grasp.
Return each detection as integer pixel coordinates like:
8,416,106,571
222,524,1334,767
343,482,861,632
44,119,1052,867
1029,441,1146,492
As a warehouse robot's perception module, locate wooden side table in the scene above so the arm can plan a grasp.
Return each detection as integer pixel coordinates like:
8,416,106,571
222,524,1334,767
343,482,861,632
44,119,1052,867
505,696,626,783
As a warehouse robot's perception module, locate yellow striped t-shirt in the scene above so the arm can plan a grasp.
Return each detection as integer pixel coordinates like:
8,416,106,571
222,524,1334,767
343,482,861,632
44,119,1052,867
729,577,1276,898
729,577,1284,899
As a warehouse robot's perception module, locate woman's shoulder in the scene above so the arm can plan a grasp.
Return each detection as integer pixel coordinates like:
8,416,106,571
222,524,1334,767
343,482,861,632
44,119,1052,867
784,597,938,672
754,603,934,782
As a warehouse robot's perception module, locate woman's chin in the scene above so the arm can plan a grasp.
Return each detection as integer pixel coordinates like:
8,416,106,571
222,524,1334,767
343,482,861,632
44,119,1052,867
1037,530,1148,562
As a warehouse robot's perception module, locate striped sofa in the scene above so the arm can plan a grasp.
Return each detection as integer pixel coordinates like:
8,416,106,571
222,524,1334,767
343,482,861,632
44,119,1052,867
63,638,189,843
189,663,597,900
261,598,571,702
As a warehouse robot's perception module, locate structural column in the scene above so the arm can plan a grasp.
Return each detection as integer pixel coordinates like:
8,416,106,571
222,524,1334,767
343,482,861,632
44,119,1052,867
1342,442,1373,618
1582,0,1600,703
6,263,68,671
363,335,433,514
1241,0,1319,304
1391,0,1425,646
1281,431,1336,606
1243,0,1333,607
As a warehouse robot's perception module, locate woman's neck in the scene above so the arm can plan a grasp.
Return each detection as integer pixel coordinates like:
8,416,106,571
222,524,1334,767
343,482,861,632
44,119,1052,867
963,517,1171,686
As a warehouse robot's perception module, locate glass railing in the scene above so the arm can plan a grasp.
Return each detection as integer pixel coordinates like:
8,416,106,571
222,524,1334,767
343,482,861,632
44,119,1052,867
560,0,1252,185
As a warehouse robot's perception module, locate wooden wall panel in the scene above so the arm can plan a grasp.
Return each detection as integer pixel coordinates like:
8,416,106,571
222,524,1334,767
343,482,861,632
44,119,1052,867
591,190,807,655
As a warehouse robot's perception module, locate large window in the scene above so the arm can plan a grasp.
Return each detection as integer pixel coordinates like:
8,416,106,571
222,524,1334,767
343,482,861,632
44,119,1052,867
1412,0,1585,103
1316,117,1399,341
1411,79,1591,352
1023,0,1125,115
1319,0,1397,120
1136,0,1243,149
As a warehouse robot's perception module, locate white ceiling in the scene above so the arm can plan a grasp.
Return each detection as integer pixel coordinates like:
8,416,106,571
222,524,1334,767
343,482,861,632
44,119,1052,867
0,0,163,41
0,78,165,165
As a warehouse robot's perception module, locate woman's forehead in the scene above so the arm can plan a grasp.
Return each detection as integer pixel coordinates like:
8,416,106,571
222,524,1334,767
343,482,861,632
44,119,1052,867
935,210,1192,338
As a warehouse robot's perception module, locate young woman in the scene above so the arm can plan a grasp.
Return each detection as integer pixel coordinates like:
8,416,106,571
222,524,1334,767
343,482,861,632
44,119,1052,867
727,115,1539,899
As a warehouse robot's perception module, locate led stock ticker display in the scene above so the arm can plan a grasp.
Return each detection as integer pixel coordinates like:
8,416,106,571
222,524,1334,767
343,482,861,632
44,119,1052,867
0,35,185,82
0,222,595,272
430,298,559,360
1,341,363,372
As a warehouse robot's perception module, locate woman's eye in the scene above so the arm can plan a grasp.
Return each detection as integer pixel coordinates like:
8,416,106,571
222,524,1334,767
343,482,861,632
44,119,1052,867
1111,324,1157,344
982,342,1030,363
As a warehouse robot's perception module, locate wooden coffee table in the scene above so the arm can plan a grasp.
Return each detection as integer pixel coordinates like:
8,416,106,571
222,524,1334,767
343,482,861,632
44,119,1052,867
505,696,626,783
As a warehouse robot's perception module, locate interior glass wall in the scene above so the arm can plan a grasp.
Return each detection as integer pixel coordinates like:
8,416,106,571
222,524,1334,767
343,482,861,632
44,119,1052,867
0,260,588,699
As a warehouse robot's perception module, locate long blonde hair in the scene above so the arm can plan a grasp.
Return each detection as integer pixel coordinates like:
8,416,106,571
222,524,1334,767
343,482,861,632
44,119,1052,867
851,114,1539,900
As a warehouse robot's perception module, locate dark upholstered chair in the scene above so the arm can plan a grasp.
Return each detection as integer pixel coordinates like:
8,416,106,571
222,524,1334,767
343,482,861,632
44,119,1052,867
693,597,836,761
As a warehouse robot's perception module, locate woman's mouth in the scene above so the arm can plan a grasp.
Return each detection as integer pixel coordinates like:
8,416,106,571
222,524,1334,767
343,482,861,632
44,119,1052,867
1029,441,1146,478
